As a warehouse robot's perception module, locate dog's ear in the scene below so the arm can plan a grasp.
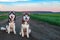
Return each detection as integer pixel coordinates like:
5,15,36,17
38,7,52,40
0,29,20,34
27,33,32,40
9,11,15,15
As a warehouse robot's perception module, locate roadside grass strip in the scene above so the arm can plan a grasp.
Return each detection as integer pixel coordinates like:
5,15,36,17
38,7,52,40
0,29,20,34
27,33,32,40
30,14,60,26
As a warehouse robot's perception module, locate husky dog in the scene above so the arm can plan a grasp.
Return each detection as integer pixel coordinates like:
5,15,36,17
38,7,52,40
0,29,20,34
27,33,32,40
6,11,16,34
20,12,31,38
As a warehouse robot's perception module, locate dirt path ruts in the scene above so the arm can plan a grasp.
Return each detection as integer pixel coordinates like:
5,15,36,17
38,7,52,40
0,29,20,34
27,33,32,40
30,19,60,40
0,16,60,40
0,16,38,40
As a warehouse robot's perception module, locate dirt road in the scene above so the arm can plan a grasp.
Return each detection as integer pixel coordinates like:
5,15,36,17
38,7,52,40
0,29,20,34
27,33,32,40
0,16,60,40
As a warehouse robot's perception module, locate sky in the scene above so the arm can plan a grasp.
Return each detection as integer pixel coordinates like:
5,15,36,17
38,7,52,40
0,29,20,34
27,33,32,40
0,0,60,12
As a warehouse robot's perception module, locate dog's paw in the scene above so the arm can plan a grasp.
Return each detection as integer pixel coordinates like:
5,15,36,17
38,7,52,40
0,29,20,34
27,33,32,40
22,35,24,37
14,33,16,34
27,36,29,38
22,34,24,37
19,32,21,35
27,35,29,38
14,32,16,34
8,32,10,34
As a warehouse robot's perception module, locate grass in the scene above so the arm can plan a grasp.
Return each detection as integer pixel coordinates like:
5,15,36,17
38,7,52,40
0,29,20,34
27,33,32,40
30,14,60,26
0,12,22,21
0,15,8,21
0,12,8,21
15,12,22,16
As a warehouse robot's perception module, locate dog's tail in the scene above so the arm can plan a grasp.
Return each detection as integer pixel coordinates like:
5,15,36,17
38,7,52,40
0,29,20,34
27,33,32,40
29,29,31,34
0,27,6,31
0,25,8,31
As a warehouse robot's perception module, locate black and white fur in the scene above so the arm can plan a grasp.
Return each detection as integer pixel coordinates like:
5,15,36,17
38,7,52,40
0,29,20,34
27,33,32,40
20,14,31,38
6,11,16,34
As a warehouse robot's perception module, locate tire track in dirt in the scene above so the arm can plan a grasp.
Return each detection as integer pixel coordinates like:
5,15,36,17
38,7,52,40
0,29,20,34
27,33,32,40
0,16,60,40
0,16,38,40
30,19,60,40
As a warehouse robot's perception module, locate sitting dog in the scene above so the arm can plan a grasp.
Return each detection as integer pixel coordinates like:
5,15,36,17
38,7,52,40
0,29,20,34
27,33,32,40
6,11,16,34
20,22,31,38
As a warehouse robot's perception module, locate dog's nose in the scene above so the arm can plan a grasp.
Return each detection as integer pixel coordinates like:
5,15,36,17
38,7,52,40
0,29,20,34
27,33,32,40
11,16,13,18
25,17,27,19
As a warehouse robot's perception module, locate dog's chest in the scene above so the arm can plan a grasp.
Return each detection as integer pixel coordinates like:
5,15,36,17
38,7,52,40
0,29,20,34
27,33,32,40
9,22,15,28
22,24,29,28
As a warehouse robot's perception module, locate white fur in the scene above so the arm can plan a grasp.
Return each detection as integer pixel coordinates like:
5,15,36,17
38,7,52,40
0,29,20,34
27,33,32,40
1,27,6,30
20,22,31,38
23,15,30,22
9,14,15,19
6,13,16,34
9,14,15,21
6,21,16,34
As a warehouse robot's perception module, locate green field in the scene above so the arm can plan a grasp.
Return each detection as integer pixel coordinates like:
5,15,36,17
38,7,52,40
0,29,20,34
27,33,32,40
30,14,60,26
0,12,60,26
0,12,22,21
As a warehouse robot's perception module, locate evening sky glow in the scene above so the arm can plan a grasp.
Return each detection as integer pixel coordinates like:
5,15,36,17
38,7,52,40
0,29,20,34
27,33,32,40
0,0,60,12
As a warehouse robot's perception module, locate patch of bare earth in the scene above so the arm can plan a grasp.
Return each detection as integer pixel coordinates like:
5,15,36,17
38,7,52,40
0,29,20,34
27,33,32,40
0,16,60,40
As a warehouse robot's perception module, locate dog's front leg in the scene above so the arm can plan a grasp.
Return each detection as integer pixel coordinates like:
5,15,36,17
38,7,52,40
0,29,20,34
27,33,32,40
27,27,29,38
7,25,10,34
13,24,16,34
22,28,24,37
6,25,8,32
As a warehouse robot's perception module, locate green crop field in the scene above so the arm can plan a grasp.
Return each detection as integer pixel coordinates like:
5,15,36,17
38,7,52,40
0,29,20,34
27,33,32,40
30,13,60,26
0,12,22,21
0,12,60,26
0,12,8,21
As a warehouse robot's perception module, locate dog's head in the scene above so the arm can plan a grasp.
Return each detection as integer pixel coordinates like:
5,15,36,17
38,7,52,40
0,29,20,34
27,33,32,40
9,11,15,22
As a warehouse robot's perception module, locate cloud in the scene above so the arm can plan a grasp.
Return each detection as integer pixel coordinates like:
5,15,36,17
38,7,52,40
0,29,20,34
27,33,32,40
0,0,30,2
